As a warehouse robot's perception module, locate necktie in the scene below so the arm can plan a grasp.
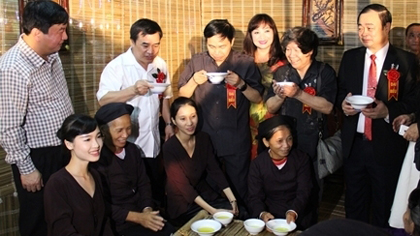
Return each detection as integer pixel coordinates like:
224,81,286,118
364,54,376,140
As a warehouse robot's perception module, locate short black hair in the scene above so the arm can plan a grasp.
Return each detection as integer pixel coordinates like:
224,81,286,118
357,4,392,28
203,19,235,42
406,23,420,36
281,27,319,60
22,1,69,35
130,18,163,42
57,114,98,143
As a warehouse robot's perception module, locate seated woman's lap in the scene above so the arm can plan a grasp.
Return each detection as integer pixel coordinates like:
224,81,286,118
118,222,175,236
169,198,230,227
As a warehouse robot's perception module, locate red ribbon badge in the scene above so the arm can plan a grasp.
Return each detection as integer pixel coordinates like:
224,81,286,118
269,60,287,73
387,67,400,101
226,84,237,109
302,87,316,114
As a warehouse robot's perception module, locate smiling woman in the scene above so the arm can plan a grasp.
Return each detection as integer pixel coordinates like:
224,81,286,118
92,103,175,235
44,114,113,236
163,97,239,227
248,115,315,230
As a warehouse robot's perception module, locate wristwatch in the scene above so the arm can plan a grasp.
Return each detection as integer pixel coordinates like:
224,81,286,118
239,82,248,91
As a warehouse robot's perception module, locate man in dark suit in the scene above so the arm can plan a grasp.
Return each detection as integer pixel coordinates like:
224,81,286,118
338,4,418,228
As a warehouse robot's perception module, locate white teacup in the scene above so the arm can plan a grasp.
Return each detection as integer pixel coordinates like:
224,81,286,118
275,81,295,87
207,72,228,84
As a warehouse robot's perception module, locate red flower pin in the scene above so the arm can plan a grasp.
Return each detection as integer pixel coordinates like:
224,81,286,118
303,86,316,96
152,68,166,83
387,68,400,82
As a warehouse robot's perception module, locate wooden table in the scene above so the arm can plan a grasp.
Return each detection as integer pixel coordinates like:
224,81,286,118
174,210,301,236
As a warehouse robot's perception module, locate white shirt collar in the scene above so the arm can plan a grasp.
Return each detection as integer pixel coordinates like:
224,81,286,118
366,42,389,60
115,148,126,160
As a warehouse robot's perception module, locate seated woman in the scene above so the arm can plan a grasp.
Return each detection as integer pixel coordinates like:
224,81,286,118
44,114,113,236
163,97,239,226
248,115,314,230
404,188,420,236
93,103,174,236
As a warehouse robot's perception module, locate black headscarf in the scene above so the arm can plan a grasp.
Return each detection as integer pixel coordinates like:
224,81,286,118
256,115,297,154
94,103,134,125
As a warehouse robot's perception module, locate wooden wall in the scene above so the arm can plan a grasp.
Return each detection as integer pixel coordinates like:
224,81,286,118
0,0,420,234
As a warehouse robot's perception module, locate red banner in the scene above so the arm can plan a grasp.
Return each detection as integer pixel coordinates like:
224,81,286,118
302,87,316,114
226,84,237,109
387,68,400,101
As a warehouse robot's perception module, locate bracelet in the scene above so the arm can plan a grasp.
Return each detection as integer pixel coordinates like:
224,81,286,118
165,122,172,126
143,206,153,212
192,77,199,85
230,200,237,204
259,211,267,219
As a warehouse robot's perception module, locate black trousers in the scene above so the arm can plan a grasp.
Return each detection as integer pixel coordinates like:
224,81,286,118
11,146,66,236
219,151,249,201
344,134,400,228
142,155,166,209
217,151,250,220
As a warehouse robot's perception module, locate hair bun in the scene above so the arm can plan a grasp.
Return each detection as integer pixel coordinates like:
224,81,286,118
56,127,63,140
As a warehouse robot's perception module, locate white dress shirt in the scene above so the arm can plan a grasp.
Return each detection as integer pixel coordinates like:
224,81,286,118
97,48,173,158
357,43,389,133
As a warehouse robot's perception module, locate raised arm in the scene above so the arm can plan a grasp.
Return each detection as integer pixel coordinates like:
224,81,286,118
97,64,151,105
178,69,208,98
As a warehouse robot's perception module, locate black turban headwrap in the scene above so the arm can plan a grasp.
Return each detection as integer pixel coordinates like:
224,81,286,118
94,103,134,125
256,115,296,154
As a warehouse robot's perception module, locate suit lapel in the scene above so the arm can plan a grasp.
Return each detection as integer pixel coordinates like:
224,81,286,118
376,45,397,101
354,47,366,94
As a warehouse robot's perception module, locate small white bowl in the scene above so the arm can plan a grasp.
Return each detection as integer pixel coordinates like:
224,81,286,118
207,72,228,84
244,218,265,235
149,83,170,94
275,81,295,87
190,219,222,236
345,95,374,109
266,219,297,236
213,211,233,226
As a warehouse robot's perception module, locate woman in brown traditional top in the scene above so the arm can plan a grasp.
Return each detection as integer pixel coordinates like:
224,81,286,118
44,114,113,236
163,97,239,226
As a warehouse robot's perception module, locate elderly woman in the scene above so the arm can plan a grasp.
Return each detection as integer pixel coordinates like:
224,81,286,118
248,115,314,230
266,27,337,177
163,97,239,226
93,103,174,236
44,114,113,235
